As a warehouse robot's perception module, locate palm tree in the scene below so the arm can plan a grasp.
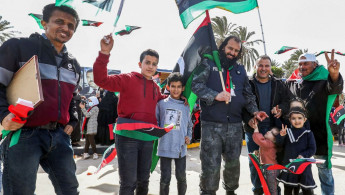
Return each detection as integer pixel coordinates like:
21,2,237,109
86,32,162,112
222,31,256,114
233,26,262,71
211,16,237,46
0,16,16,45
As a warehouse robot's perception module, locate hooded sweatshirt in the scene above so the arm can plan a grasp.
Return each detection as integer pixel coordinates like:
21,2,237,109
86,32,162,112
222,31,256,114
93,52,166,125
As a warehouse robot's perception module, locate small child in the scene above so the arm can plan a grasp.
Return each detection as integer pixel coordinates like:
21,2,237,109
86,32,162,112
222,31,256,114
156,73,192,195
276,107,316,195
252,121,280,195
80,96,99,160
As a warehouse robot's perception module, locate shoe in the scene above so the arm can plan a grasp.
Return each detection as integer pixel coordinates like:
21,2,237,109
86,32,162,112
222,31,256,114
72,142,81,147
93,153,99,160
83,153,90,159
226,191,236,195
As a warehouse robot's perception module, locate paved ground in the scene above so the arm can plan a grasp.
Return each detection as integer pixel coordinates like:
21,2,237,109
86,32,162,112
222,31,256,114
31,142,345,195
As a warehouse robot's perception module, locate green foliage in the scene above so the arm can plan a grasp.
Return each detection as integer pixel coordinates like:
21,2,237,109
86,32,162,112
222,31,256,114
271,66,284,78
0,16,17,45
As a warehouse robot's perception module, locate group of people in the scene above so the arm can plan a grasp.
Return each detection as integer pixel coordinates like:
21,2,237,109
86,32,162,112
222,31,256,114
0,3,343,195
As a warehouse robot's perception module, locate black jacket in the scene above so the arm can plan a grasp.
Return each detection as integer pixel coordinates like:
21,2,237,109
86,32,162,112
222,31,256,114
243,75,294,133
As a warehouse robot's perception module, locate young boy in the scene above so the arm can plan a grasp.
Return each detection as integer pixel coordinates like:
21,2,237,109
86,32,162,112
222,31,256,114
93,35,167,194
156,73,193,195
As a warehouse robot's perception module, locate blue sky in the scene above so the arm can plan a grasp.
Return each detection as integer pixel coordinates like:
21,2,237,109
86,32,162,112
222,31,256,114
1,0,344,83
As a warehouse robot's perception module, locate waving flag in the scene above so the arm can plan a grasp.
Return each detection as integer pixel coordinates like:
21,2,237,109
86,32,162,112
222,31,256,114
28,13,44,29
115,25,141,36
113,0,125,27
82,19,103,27
316,51,345,57
176,0,258,28
331,105,345,125
55,0,76,8
115,117,173,141
88,144,117,175
274,46,297,54
173,11,219,112
83,0,114,12
287,68,301,81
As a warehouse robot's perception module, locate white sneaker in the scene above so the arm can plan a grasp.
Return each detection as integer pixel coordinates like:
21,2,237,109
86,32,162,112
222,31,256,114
83,153,90,159
93,153,99,160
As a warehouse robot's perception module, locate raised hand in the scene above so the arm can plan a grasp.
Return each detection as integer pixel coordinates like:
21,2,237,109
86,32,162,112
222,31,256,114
325,49,340,82
271,105,282,118
249,118,258,131
100,33,114,55
280,124,287,136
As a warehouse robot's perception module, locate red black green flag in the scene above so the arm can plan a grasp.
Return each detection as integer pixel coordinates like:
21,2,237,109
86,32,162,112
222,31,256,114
176,0,258,28
316,51,345,57
248,154,271,195
83,0,114,12
114,25,141,36
81,19,103,27
115,117,173,141
172,11,219,112
88,144,117,175
331,105,345,125
274,46,297,54
28,13,44,30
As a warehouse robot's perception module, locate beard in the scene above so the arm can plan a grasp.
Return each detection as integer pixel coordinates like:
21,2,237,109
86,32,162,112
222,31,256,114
219,51,238,70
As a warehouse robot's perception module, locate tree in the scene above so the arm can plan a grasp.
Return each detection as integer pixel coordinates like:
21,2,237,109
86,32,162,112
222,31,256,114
211,16,237,46
0,16,17,45
232,26,262,71
271,59,284,78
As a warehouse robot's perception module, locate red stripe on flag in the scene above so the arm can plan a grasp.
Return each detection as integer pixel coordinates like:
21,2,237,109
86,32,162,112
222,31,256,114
109,124,114,140
193,10,211,34
249,154,271,195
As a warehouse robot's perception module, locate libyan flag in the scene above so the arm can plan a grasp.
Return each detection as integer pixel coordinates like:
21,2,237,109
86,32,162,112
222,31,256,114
274,46,297,54
331,105,345,125
82,19,103,27
28,13,44,29
176,0,258,28
115,25,141,36
115,117,173,141
172,10,219,112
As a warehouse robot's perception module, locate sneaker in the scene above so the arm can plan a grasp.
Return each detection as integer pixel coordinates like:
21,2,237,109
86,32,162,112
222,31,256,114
83,153,90,159
93,153,99,160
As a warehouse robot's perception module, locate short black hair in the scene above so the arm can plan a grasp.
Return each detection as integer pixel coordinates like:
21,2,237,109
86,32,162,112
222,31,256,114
42,3,80,31
218,35,243,59
167,72,184,86
86,69,93,74
290,97,306,108
139,49,159,63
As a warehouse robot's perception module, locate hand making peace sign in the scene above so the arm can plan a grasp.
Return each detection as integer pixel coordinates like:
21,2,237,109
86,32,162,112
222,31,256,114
325,49,341,82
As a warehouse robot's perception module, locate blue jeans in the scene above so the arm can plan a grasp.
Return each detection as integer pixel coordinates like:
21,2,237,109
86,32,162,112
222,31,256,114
1,127,79,195
314,155,334,195
160,156,187,195
115,134,153,195
245,126,270,193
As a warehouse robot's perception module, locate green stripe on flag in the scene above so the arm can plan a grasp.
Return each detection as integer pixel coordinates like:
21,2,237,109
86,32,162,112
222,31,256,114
115,130,159,141
180,0,258,28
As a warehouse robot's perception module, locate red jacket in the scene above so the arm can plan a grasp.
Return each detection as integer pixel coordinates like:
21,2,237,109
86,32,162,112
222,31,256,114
93,52,166,125
252,132,277,165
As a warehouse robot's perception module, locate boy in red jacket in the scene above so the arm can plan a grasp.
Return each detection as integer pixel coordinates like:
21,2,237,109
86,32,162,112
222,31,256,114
93,35,166,195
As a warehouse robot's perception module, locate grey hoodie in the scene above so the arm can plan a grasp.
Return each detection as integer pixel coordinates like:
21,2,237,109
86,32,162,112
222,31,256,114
156,96,193,158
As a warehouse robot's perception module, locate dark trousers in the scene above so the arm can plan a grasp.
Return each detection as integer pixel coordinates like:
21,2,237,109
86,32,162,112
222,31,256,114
84,134,97,153
199,121,243,195
115,134,153,195
160,156,187,195
2,127,79,195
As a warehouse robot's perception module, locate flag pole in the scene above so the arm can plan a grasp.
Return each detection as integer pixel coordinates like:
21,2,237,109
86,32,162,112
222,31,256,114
206,10,229,104
256,1,267,55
